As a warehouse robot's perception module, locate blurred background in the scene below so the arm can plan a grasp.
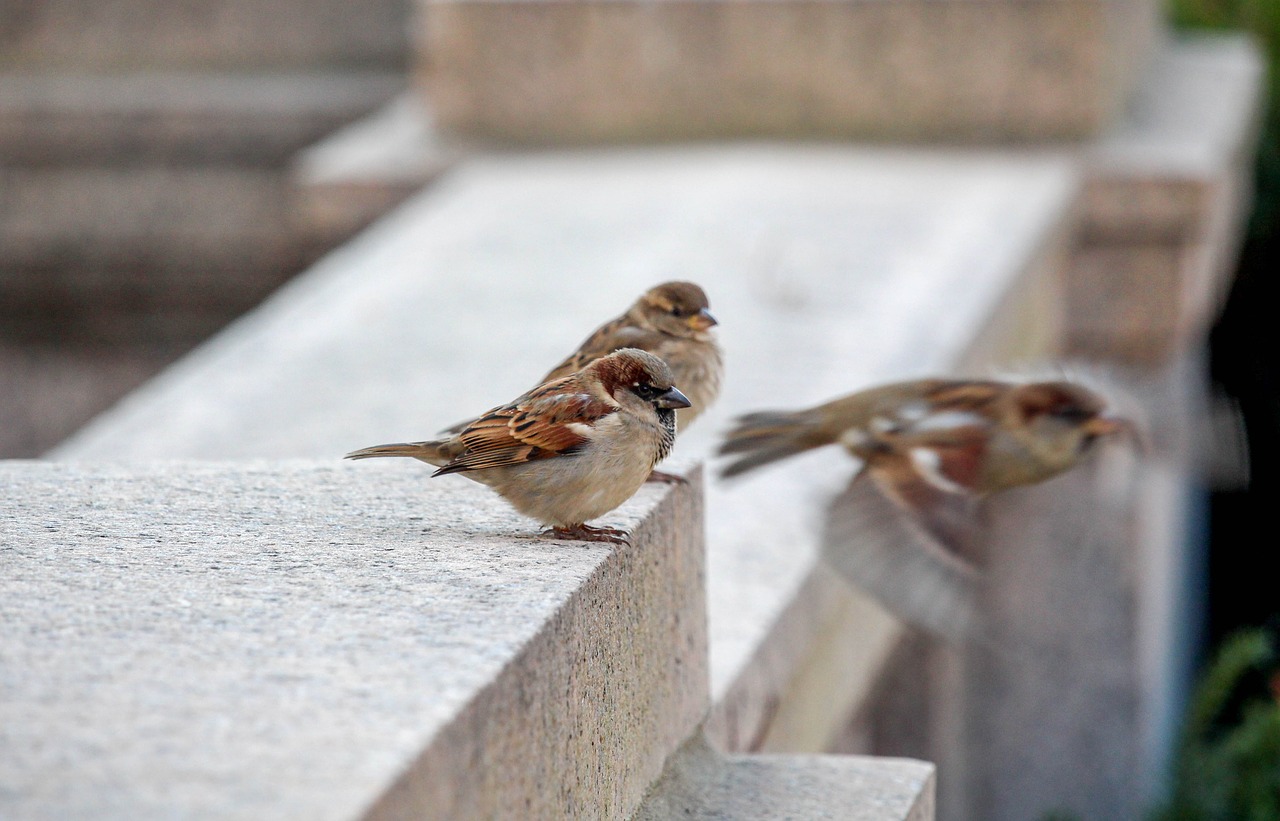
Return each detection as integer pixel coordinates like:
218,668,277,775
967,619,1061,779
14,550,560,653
0,0,411,456
3,0,1278,818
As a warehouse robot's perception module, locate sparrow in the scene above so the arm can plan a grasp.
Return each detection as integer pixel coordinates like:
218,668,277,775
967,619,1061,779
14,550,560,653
346,349,692,544
718,378,1135,640
541,281,721,433
443,281,721,483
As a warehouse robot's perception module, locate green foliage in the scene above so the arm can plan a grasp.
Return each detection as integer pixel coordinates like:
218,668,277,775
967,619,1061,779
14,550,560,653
1151,629,1280,821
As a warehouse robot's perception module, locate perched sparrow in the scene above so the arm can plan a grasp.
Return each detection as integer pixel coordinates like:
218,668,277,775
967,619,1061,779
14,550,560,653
719,378,1135,639
541,281,721,432
444,281,721,483
347,349,691,544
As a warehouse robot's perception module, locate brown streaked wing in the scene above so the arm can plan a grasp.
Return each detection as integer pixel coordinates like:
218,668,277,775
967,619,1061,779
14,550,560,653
918,380,1005,413
433,387,617,476
861,447,979,555
823,469,983,642
541,320,662,381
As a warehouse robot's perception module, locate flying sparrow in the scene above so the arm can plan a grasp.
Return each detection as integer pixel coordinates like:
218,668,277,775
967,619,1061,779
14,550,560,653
719,378,1135,639
346,349,692,544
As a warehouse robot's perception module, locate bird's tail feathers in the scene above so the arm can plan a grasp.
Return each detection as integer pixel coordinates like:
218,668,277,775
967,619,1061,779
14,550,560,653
718,409,832,478
344,441,447,464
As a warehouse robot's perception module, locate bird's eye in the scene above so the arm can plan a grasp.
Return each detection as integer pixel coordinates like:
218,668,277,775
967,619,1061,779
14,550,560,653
669,306,687,317
1053,406,1094,423
632,383,664,401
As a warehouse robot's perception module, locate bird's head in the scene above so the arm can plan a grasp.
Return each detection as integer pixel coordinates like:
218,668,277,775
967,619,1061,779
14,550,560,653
1004,381,1136,472
590,349,692,416
632,281,718,339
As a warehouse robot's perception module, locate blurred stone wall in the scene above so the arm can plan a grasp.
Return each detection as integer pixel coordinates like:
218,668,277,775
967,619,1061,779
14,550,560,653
0,0,409,455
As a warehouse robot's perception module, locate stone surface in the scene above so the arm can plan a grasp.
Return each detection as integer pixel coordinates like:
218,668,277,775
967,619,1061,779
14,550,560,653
0,72,404,164
0,72,403,347
0,342,184,457
291,96,456,244
705,573,904,754
0,0,408,70
0,165,322,345
418,0,1160,142
0,461,706,820
634,736,935,821
51,145,1081,763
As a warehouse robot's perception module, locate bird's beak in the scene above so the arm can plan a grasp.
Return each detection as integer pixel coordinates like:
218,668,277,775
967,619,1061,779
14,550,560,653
657,387,692,410
687,308,718,331
1085,415,1145,450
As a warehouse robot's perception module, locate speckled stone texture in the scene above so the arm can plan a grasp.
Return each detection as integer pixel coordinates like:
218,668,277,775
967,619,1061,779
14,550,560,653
635,736,934,821
0,461,706,820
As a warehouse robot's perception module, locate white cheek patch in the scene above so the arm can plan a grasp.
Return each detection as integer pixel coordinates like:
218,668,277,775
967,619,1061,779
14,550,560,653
910,410,987,433
838,428,869,449
909,447,970,495
869,416,898,434
896,402,929,422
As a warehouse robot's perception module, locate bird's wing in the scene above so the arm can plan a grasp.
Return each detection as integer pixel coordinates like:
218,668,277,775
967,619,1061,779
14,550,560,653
822,467,983,643
541,320,660,382
433,384,617,476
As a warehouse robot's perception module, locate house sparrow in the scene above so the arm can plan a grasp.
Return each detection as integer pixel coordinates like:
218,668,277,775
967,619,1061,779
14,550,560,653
541,281,721,432
346,349,691,544
444,281,721,483
719,378,1135,640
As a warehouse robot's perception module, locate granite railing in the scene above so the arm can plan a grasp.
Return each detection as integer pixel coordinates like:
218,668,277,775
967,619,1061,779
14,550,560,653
1,34,1262,821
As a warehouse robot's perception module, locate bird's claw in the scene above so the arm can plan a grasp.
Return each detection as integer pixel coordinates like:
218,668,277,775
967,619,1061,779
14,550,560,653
645,470,687,485
544,524,631,545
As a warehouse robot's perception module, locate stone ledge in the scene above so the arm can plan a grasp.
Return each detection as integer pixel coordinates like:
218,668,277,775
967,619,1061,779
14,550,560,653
0,461,706,820
634,735,935,821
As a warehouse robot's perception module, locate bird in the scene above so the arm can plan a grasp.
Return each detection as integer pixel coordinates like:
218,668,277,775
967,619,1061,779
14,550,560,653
540,281,721,432
718,378,1136,640
346,348,692,544
443,281,721,483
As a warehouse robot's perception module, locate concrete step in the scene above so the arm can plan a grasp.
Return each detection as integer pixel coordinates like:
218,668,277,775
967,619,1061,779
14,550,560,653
0,72,404,164
416,0,1161,142
0,72,403,342
1,0,407,71
636,737,934,821
0,342,183,457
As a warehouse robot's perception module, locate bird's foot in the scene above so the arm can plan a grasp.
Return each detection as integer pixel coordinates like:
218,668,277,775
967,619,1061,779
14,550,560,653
544,524,630,545
645,470,687,485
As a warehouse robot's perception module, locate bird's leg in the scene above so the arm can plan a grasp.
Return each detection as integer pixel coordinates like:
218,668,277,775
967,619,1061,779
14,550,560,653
544,524,630,545
645,470,687,485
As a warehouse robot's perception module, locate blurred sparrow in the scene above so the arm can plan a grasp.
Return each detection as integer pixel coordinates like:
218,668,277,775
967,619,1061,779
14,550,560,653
719,378,1135,639
347,349,691,544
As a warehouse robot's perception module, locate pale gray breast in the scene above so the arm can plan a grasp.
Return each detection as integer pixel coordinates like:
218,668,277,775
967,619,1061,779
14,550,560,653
660,338,723,428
